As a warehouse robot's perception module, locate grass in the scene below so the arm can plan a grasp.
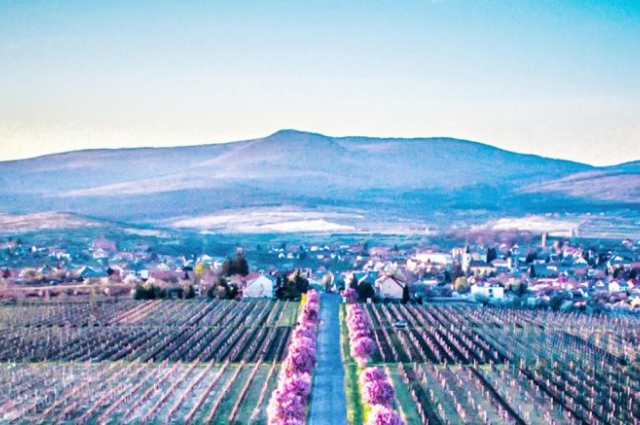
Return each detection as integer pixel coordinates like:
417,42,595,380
276,301,300,327
340,303,365,425
385,364,422,424
235,364,274,425
209,365,252,424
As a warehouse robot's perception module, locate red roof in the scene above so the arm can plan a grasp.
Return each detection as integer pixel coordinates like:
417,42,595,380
244,272,261,281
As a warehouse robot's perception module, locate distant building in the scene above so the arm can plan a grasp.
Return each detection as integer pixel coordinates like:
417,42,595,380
491,258,511,272
243,274,275,299
414,252,452,266
468,260,495,277
375,275,406,300
470,284,505,300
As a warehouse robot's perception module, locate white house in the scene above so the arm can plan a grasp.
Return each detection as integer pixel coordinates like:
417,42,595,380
609,281,628,293
92,248,109,260
491,259,511,271
470,285,505,300
156,263,171,272
243,274,275,299
414,252,452,266
375,275,406,300
573,256,588,266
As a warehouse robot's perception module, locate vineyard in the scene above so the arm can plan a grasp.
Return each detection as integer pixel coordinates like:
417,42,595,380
345,303,640,425
0,299,299,423
4,296,640,424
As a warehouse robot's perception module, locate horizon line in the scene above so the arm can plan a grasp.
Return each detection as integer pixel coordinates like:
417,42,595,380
0,128,637,168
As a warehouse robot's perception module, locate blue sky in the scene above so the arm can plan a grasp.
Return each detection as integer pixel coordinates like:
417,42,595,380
0,0,639,165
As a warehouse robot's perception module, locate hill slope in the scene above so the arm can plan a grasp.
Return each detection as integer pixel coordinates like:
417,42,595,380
1,129,636,229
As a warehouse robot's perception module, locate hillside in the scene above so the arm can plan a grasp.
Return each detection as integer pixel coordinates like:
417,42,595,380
0,129,637,232
520,171,640,204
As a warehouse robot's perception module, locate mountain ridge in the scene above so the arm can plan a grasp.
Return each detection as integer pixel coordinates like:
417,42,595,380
2,128,624,168
0,130,637,229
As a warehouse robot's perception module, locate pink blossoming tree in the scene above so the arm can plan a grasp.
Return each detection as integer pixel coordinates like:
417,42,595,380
267,290,320,425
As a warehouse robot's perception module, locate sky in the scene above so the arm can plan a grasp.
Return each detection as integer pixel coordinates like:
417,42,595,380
0,0,639,166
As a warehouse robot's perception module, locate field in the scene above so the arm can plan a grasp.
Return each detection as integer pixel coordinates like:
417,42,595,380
0,299,298,423
346,303,640,425
5,297,640,424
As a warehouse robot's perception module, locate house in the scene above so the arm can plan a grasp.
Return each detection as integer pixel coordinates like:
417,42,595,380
354,270,378,286
92,238,117,251
468,260,496,277
243,274,275,299
78,266,106,280
414,252,452,266
609,281,628,293
470,284,505,300
491,259,511,271
408,278,439,298
92,248,109,260
156,263,171,272
573,256,588,266
375,275,406,300
123,273,140,285
49,248,71,261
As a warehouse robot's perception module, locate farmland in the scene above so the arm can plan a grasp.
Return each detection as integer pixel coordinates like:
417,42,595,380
4,296,640,424
344,303,640,425
0,299,298,423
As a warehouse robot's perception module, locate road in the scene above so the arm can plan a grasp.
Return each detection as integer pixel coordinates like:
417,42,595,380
308,293,347,425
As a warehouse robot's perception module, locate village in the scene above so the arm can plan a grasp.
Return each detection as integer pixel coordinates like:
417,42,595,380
1,231,640,313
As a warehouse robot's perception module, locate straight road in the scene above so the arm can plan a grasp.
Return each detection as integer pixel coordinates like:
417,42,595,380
308,293,347,424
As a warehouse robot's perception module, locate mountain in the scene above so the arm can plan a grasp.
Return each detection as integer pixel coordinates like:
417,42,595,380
609,160,640,173
520,170,640,204
0,130,637,232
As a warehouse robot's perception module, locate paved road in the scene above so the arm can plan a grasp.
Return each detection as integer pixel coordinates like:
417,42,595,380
308,293,347,425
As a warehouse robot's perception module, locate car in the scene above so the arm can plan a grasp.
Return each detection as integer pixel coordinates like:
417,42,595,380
393,320,408,328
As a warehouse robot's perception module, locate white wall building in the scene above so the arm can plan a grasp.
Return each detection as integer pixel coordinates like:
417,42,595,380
375,275,406,300
470,285,505,300
414,252,453,266
243,275,275,299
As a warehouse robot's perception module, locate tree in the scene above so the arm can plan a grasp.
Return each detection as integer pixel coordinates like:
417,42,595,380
221,252,249,277
235,252,249,276
133,284,166,300
221,257,233,276
401,285,410,304
207,277,238,299
208,284,228,299
349,275,358,289
356,282,375,302
452,264,465,281
454,277,469,293
518,282,528,297
292,269,309,294
185,285,196,299
486,247,497,264
613,267,623,279
275,270,309,300
195,263,207,277
322,272,334,292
